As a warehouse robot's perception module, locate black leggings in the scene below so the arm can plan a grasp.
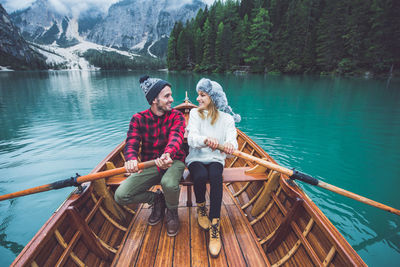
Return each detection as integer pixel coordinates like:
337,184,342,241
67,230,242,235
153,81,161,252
188,161,223,219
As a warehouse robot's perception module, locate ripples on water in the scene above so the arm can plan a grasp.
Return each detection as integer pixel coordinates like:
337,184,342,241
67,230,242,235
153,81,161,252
0,71,399,265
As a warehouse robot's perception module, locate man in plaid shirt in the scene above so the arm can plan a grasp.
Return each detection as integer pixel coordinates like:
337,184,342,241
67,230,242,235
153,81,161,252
115,75,186,237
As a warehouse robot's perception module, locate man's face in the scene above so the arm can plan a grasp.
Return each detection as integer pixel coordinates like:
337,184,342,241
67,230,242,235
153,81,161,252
154,86,174,113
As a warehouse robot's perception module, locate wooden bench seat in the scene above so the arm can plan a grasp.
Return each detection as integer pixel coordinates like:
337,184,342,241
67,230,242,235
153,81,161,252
106,166,269,207
106,167,269,186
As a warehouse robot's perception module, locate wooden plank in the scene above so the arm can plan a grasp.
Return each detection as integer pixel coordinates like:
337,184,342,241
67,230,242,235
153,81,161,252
178,185,188,207
107,167,269,186
265,198,304,252
73,241,89,266
226,205,270,267
190,207,209,267
112,209,149,267
133,214,163,266
54,230,83,267
218,205,247,266
67,207,113,261
271,194,323,266
173,208,191,266
154,218,174,267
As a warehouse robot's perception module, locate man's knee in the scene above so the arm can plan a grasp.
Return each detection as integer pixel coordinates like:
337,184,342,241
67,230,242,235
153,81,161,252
160,179,180,193
114,186,129,205
114,183,140,205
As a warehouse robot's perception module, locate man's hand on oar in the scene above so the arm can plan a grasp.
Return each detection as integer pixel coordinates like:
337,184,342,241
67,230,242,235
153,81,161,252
0,160,156,202
216,144,400,216
125,159,142,173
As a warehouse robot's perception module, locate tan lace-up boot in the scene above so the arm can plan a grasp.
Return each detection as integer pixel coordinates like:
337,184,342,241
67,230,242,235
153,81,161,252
209,218,221,257
197,202,210,230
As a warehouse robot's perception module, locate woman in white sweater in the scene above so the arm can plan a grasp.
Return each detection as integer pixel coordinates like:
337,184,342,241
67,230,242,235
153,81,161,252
186,78,241,257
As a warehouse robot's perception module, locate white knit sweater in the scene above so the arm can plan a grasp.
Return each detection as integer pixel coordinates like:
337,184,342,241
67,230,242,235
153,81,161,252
185,108,238,166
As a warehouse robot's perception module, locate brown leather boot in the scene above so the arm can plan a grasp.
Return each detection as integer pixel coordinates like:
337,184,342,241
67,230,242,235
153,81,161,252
165,208,180,237
148,189,165,225
209,218,221,257
197,202,210,230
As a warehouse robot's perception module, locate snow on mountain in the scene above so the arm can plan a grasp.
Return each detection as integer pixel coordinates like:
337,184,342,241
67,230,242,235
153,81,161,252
32,40,141,70
87,0,205,54
6,0,206,69
10,0,205,54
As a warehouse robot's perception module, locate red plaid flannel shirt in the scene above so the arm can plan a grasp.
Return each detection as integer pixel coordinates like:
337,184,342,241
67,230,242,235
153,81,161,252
124,108,186,163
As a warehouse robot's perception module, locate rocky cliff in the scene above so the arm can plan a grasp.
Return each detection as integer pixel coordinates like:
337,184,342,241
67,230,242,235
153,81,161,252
87,0,204,56
10,0,205,58
0,4,45,69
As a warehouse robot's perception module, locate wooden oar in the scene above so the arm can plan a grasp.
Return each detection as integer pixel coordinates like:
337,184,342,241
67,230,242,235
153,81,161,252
217,144,400,216
0,160,156,201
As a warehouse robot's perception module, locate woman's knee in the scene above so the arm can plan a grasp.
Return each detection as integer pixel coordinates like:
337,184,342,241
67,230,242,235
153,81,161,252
189,162,208,184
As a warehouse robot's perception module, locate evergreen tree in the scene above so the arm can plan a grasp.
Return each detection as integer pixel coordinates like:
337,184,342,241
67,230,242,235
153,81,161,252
315,1,347,72
167,0,399,75
367,0,400,73
215,22,225,71
167,22,183,69
215,22,232,71
177,29,189,69
194,28,203,65
201,18,213,71
240,0,255,19
231,14,251,67
245,8,272,72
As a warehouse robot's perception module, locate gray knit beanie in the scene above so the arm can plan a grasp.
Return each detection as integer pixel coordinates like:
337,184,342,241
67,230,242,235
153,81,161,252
196,78,241,123
139,75,171,104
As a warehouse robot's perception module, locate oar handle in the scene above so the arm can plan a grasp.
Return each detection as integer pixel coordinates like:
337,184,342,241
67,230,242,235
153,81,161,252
216,144,400,216
0,160,156,201
76,160,156,184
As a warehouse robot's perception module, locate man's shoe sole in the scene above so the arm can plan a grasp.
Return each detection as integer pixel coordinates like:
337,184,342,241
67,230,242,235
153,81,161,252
148,219,162,226
167,229,179,237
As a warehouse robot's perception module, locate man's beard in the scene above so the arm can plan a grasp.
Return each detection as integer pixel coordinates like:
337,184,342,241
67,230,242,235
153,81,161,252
156,99,172,113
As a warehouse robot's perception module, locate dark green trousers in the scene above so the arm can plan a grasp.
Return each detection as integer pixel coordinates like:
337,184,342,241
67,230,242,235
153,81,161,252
114,160,185,209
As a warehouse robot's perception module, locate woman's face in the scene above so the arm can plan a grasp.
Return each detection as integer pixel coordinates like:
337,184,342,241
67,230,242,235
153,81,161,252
196,90,211,109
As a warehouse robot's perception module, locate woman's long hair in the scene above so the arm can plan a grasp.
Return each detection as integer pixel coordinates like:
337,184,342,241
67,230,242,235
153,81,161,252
198,98,219,125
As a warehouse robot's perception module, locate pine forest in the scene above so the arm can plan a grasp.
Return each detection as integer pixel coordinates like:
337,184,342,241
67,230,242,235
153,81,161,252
167,0,400,76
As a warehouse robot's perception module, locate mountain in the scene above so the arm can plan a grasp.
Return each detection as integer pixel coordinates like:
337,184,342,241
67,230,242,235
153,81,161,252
10,0,87,47
0,4,46,70
87,0,205,57
10,0,206,58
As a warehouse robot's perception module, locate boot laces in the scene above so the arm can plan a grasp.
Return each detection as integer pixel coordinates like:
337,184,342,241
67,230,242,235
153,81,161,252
211,223,219,239
199,206,207,217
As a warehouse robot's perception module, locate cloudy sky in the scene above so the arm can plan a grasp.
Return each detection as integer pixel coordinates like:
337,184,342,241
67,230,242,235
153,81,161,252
1,0,216,16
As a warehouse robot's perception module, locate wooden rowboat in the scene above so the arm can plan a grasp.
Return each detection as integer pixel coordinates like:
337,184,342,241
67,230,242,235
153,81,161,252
11,100,366,266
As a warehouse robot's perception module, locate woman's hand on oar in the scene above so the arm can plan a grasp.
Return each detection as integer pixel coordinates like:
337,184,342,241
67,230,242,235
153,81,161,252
216,144,400,216
0,160,156,202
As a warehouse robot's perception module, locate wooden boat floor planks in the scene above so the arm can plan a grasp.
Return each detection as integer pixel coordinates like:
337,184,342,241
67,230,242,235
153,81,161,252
113,186,269,266
10,100,366,266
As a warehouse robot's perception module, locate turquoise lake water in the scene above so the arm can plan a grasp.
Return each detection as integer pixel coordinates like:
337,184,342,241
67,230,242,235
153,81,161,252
0,71,399,266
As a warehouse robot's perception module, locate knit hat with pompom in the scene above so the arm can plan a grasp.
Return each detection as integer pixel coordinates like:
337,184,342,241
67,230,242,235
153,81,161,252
139,75,171,104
